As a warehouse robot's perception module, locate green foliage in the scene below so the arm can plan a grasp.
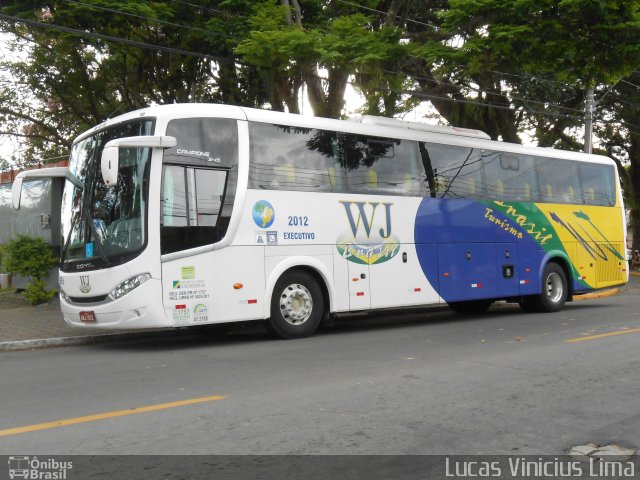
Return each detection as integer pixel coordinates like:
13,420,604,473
4,235,58,304
0,244,6,272
23,278,56,305
440,0,640,85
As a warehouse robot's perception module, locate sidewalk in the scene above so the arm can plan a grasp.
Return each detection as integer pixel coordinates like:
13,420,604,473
0,292,171,350
1,273,639,351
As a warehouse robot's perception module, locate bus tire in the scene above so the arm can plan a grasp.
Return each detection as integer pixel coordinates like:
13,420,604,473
267,270,324,339
448,299,492,314
527,262,568,313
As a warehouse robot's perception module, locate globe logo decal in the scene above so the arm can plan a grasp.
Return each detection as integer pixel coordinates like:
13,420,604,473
252,200,275,228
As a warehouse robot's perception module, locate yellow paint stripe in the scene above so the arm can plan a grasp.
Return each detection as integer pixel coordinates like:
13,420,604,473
567,327,640,344
0,394,225,437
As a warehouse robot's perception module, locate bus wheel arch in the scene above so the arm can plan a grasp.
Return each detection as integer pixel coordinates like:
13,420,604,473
266,268,327,339
520,258,570,313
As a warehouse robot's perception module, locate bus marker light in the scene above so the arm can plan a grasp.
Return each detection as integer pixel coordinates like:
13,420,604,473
356,292,364,296
352,278,359,282
233,283,243,290
443,273,450,277
247,299,257,304
519,280,530,285
471,283,483,288
525,268,531,273
414,288,422,292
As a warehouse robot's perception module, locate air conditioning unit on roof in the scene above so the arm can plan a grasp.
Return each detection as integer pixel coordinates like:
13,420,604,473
350,115,491,140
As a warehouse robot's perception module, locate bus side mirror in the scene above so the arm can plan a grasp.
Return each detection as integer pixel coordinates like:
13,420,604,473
101,136,177,186
11,176,23,209
101,145,119,186
11,166,72,209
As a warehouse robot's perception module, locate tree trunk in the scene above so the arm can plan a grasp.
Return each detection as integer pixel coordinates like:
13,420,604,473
629,133,640,252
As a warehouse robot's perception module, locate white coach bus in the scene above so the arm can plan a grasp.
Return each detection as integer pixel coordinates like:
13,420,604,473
54,104,627,338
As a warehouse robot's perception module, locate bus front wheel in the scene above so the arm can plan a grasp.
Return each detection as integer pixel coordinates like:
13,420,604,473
520,262,568,313
267,270,324,339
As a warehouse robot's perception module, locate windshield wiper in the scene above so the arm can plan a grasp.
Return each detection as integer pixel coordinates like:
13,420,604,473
61,206,110,267
83,207,110,266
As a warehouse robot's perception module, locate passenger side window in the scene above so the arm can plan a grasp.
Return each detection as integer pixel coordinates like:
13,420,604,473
249,123,342,192
536,158,581,204
579,163,615,206
421,143,483,199
481,151,539,201
339,134,423,196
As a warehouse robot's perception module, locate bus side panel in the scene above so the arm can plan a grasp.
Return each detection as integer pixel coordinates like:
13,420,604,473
415,198,544,303
264,245,335,314
535,203,627,290
496,243,520,298
161,246,265,326
517,243,546,296
437,243,498,301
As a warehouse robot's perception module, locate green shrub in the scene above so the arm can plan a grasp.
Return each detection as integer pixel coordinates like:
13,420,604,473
4,234,58,305
23,278,56,305
0,244,6,271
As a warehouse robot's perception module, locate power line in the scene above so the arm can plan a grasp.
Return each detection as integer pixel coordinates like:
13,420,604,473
61,0,240,41
0,13,232,63
349,77,583,121
167,0,247,19
335,0,437,29
2,13,640,139
382,68,586,115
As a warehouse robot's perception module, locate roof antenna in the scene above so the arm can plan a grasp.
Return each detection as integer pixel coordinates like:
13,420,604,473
106,103,125,120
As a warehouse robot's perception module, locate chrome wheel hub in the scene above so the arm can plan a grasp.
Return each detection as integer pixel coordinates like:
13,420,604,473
545,272,563,303
280,283,313,325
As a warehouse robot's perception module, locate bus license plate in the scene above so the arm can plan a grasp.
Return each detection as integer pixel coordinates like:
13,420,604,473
79,311,96,323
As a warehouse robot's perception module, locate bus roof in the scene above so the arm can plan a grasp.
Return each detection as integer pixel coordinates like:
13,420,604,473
83,103,616,168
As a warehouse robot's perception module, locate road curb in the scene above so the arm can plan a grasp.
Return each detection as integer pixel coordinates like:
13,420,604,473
574,288,620,301
630,271,640,277
0,329,178,351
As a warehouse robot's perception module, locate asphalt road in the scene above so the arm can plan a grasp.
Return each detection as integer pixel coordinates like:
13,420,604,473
1,295,639,456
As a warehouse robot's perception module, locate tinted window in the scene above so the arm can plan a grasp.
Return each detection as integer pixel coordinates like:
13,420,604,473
164,118,238,168
339,133,423,196
421,143,483,198
249,123,341,192
536,158,581,204
482,151,539,201
249,123,423,197
579,163,615,206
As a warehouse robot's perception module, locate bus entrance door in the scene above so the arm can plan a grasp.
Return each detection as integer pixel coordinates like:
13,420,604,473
348,263,371,311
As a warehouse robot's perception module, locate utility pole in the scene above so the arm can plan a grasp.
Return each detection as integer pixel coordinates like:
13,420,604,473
584,87,594,154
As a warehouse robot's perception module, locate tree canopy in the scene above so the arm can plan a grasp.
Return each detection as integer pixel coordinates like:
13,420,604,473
1,0,639,245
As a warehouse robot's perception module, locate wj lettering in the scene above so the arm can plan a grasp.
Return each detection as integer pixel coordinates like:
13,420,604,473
340,201,392,239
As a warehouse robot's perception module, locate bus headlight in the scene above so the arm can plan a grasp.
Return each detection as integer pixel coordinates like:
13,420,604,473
59,289,69,302
110,273,152,300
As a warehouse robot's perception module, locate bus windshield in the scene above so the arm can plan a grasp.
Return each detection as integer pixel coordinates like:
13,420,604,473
60,119,155,272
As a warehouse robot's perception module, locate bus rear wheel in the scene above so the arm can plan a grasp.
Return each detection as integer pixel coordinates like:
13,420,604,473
267,270,324,339
520,262,568,313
